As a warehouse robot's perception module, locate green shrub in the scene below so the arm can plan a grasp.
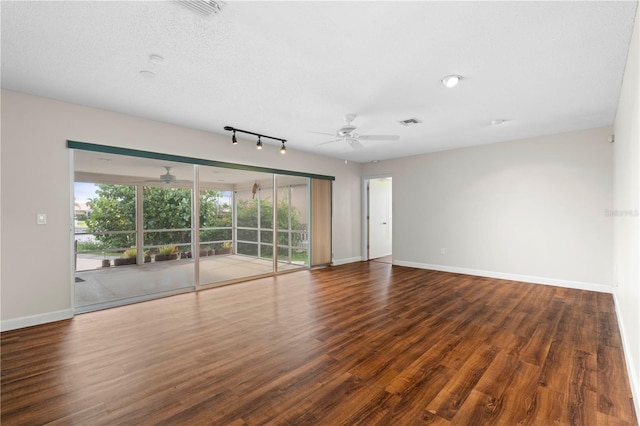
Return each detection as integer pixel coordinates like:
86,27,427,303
158,245,177,256
76,240,104,252
123,248,137,258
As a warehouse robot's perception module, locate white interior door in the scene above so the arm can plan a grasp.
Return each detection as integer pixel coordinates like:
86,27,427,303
369,177,392,259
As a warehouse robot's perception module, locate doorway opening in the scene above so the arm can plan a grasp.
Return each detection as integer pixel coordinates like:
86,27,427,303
364,176,392,264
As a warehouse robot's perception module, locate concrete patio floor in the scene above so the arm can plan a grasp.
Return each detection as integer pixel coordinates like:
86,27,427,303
75,254,305,313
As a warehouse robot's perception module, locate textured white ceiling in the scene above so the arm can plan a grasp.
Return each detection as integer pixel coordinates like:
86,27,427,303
1,1,637,163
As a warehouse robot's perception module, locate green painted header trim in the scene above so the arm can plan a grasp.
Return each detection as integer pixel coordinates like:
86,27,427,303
67,140,335,181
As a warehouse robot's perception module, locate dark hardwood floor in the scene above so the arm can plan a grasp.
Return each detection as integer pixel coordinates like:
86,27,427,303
1,262,637,425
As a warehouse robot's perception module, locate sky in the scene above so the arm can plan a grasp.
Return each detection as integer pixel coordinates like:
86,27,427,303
74,182,98,204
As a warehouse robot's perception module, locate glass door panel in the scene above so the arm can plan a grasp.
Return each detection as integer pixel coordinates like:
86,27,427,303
276,175,309,271
198,166,274,285
73,154,195,312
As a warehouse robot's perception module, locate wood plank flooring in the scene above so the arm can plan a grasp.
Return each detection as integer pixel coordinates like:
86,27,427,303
1,262,637,425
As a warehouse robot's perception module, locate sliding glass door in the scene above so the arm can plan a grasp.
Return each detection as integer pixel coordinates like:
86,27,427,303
72,143,332,313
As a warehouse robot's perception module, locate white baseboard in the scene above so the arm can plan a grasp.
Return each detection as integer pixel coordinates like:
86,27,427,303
612,292,640,419
393,260,613,294
332,256,363,266
1,309,73,332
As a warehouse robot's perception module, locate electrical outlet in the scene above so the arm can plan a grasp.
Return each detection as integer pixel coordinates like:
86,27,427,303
440,248,446,255
37,213,47,225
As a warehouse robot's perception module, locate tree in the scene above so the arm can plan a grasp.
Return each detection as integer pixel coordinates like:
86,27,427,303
142,186,191,246
85,184,302,254
235,196,303,257
86,184,136,249
86,184,229,250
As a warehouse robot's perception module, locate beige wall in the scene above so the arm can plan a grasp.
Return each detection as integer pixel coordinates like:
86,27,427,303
0,89,363,329
0,89,619,328
613,4,640,414
363,127,614,291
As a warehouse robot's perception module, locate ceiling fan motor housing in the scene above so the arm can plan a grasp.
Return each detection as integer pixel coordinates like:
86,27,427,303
337,125,357,137
160,170,176,182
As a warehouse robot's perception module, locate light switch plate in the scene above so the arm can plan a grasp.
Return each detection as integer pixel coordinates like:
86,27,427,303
37,213,47,225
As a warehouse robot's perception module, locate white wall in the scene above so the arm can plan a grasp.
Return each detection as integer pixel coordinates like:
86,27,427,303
0,89,363,329
363,127,614,291
613,4,640,416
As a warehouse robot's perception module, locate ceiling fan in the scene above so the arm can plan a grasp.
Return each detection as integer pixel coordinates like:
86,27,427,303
312,114,400,149
143,166,190,185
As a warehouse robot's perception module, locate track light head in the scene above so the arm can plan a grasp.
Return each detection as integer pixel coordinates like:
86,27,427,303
256,136,263,150
232,131,238,145
280,142,286,154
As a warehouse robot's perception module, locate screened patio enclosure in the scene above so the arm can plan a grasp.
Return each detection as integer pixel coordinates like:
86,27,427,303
72,144,331,313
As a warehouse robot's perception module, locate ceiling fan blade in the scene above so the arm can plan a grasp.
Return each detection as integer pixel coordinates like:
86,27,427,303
357,135,400,141
348,139,364,150
308,131,337,137
141,178,191,184
317,139,343,146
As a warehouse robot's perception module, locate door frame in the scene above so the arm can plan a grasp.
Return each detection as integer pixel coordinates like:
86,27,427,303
361,174,392,261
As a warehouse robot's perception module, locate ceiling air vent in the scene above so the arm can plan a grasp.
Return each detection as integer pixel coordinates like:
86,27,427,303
399,118,422,126
176,0,221,17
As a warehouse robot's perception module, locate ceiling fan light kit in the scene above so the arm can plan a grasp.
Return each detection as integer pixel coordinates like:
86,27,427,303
224,126,286,153
441,74,463,88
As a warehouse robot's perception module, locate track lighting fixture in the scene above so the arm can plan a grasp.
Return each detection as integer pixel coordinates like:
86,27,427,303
223,126,287,154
